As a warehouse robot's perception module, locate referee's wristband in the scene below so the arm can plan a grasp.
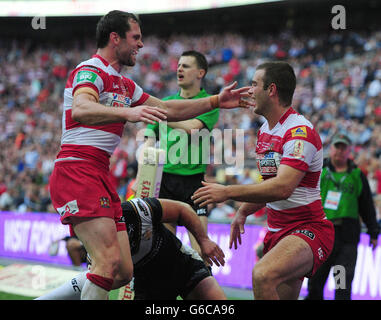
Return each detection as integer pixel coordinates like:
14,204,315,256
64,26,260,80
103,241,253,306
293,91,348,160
210,95,219,109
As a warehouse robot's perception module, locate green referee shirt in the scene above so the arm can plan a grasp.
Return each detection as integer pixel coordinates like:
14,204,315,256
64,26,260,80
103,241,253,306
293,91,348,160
145,89,219,176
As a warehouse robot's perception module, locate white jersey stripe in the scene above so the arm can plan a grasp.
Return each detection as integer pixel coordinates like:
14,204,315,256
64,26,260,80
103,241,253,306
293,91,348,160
61,127,120,154
268,187,321,211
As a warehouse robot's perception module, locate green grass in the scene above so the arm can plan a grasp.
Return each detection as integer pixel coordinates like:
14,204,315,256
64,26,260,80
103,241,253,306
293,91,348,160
0,292,34,300
0,289,120,300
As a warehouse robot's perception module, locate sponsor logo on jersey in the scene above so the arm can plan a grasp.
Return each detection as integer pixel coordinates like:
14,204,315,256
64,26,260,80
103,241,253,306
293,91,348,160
291,126,307,138
57,200,79,216
107,92,132,108
256,152,281,175
136,199,149,216
76,70,97,84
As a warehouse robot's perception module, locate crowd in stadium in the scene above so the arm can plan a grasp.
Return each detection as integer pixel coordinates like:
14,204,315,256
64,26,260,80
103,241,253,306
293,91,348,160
0,28,381,224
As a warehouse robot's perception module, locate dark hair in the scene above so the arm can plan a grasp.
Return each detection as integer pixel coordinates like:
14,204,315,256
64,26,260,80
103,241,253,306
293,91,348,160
181,50,208,77
256,61,296,106
96,10,140,48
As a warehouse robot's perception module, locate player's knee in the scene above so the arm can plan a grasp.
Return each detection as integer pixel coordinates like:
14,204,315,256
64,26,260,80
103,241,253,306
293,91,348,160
93,246,121,279
252,264,278,289
252,265,266,286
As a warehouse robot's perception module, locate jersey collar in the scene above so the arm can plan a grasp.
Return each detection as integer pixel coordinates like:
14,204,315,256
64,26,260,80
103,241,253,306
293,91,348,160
279,107,297,125
177,88,207,99
92,54,110,67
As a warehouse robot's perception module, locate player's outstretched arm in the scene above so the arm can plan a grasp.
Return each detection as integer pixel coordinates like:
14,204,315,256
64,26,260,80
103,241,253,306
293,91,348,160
192,165,305,206
144,82,253,122
159,199,225,267
72,92,167,125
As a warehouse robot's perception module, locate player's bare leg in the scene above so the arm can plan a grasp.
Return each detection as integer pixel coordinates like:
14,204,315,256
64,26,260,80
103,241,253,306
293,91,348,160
252,235,313,300
276,278,304,300
73,217,132,299
186,276,226,300
112,229,134,289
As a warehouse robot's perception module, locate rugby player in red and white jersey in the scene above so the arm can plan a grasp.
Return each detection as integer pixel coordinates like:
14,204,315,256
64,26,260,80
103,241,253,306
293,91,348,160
49,10,252,300
192,61,335,300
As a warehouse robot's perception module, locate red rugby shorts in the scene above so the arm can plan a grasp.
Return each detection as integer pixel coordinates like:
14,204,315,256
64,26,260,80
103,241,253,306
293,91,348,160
49,160,126,235
263,219,334,277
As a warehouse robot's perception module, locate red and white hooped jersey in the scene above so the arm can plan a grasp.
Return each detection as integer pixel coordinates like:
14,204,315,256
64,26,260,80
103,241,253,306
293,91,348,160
57,54,149,168
255,107,326,231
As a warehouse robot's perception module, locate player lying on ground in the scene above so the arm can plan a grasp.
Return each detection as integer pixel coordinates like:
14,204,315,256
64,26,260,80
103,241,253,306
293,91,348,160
36,197,226,300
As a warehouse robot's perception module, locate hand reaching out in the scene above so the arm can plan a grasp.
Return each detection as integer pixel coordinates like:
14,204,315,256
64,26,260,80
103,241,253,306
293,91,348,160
191,181,228,207
218,82,254,110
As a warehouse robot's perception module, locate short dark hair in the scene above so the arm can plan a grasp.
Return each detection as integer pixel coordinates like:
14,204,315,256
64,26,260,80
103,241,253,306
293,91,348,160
181,50,208,77
96,10,140,48
256,61,296,106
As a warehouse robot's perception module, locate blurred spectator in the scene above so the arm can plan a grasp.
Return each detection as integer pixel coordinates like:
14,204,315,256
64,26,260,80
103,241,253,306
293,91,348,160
209,201,235,221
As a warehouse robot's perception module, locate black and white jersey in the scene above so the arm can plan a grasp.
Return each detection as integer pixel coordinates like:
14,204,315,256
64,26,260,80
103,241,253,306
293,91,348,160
121,197,184,270
120,197,210,299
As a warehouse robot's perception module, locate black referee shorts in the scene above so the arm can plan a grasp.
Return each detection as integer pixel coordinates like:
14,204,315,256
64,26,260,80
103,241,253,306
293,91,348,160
159,172,209,217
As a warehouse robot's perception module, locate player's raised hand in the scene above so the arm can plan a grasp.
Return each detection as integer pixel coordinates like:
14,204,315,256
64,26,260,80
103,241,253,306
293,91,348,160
126,105,167,124
218,82,254,109
199,238,225,267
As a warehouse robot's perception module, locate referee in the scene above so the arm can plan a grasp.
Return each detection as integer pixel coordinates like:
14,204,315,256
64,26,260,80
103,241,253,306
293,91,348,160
141,50,219,265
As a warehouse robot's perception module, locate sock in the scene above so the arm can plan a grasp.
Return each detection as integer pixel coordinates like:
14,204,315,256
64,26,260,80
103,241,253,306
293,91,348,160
35,270,88,300
80,273,114,300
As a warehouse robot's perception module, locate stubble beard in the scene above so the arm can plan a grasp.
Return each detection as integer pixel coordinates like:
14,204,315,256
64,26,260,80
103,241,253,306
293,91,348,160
117,48,136,67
